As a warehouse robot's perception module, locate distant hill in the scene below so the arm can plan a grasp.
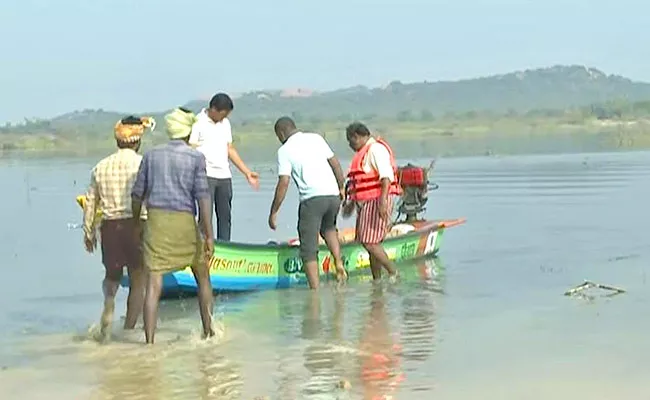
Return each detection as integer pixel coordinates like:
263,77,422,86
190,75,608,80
181,64,650,122
3,64,650,138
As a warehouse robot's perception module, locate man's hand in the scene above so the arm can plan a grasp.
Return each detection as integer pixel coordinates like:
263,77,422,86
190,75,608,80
378,196,390,220
204,238,214,263
268,212,278,230
133,219,143,243
246,171,260,190
341,201,355,218
84,235,96,253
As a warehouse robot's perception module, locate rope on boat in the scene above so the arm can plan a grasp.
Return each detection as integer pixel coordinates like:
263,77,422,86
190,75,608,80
564,280,626,298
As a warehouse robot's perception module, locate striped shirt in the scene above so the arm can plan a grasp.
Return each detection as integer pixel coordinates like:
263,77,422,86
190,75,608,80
83,148,145,239
131,140,210,214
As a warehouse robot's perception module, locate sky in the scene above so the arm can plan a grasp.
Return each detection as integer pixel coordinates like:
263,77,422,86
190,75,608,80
0,0,646,123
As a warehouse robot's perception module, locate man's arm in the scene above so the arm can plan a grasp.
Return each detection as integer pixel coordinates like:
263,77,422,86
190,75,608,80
380,178,390,200
367,144,394,219
270,176,290,216
269,150,291,228
318,135,346,197
192,155,214,240
82,169,99,241
228,143,253,176
327,156,346,192
131,154,148,219
223,119,252,175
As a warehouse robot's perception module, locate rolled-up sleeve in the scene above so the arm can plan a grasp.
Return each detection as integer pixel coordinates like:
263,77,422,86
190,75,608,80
277,148,292,177
131,153,149,199
192,154,210,200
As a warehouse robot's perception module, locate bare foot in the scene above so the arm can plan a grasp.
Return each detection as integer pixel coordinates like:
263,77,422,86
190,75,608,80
335,266,348,284
99,300,115,341
388,270,400,284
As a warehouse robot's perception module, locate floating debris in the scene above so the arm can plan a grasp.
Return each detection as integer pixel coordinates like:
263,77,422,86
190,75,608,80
67,223,82,230
564,280,626,298
337,379,352,390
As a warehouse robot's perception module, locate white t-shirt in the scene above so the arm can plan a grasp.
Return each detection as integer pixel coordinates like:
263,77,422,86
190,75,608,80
362,137,395,181
188,109,232,179
277,132,340,202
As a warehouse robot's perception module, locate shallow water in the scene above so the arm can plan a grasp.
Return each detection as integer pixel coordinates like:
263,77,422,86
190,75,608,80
1,150,649,399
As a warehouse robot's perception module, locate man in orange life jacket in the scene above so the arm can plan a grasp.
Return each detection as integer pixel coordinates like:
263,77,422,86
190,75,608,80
342,122,400,280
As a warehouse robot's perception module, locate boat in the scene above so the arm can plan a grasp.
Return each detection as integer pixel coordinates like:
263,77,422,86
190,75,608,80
75,161,465,296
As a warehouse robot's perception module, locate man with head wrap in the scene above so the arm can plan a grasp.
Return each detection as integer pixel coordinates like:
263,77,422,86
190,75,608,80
131,107,215,344
82,115,155,340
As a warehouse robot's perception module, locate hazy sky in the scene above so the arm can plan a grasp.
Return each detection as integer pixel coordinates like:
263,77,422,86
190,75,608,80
0,0,646,123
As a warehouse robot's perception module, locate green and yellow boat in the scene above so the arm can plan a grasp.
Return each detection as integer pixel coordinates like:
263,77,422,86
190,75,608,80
76,162,465,296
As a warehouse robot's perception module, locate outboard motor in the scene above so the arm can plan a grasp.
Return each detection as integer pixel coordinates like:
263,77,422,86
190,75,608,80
395,161,438,222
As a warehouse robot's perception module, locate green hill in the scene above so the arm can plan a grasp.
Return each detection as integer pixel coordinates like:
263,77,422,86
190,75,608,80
182,64,650,123
2,64,650,153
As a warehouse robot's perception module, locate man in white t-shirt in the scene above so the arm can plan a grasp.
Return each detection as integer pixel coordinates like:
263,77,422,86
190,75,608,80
189,93,259,241
268,116,347,289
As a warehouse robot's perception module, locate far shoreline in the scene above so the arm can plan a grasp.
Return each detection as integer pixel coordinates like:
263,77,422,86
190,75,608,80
2,125,649,164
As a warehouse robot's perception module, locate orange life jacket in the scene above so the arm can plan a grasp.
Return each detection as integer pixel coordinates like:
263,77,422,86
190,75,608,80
347,137,401,201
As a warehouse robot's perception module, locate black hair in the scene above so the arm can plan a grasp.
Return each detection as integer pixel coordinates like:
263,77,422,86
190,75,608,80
345,121,371,137
274,116,296,133
120,115,143,125
178,106,192,113
209,93,234,111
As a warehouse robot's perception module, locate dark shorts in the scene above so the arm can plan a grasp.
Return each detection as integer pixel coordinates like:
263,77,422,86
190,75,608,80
100,218,142,281
297,195,341,262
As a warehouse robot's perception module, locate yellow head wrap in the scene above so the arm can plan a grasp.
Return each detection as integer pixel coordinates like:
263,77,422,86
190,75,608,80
114,116,156,143
165,107,198,139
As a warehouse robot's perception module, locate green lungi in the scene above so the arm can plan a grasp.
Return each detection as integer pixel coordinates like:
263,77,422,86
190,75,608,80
143,208,204,274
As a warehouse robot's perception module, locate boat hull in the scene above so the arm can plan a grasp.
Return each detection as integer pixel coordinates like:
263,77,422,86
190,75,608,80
118,219,464,296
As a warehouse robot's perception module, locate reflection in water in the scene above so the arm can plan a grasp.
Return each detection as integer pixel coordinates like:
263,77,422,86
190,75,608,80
357,285,404,400
85,297,242,400
4,152,650,399
3,260,443,400
400,258,442,363
274,259,444,400
92,347,164,400
89,339,243,400
301,291,342,397
196,348,243,399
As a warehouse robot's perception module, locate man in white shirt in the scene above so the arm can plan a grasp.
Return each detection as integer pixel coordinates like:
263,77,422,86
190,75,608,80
189,93,259,241
268,116,347,289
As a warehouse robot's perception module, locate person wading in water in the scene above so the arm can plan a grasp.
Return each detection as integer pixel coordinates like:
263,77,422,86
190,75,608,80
82,115,155,340
268,116,348,289
342,122,400,281
131,107,215,344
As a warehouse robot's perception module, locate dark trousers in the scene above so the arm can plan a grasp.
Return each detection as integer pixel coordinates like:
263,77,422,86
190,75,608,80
206,177,232,241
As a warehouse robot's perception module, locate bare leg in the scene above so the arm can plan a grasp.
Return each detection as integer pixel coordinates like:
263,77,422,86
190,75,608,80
302,259,320,290
321,229,347,282
368,253,382,281
143,271,163,344
191,260,215,339
363,243,398,278
100,278,119,340
124,266,146,329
